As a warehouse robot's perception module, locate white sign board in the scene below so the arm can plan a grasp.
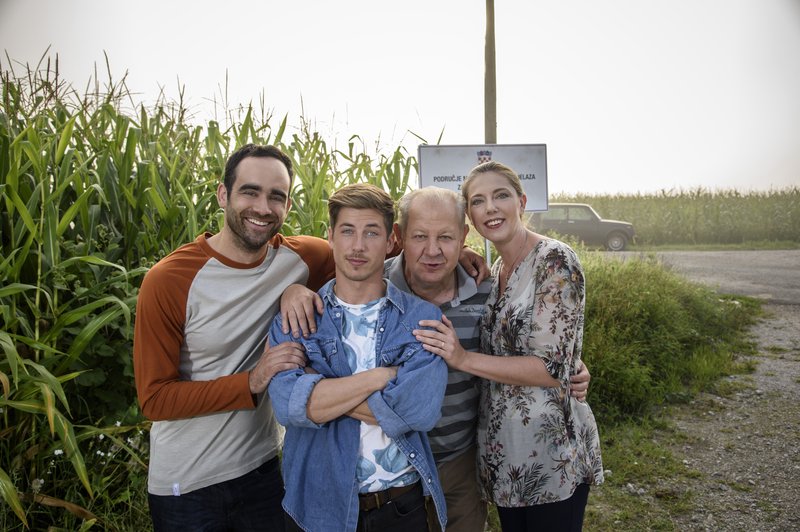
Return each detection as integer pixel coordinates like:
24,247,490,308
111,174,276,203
417,144,548,212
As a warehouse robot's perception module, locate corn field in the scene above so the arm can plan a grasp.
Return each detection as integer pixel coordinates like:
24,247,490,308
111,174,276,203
0,58,416,530
0,56,783,530
551,188,800,245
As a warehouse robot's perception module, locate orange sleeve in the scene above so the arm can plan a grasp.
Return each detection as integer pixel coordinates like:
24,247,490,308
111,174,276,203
277,235,336,291
133,251,254,421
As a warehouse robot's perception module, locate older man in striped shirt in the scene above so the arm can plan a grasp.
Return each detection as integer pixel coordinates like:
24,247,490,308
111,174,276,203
386,187,591,532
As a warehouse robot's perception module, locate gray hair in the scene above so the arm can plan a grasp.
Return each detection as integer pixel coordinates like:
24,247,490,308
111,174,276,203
397,187,466,232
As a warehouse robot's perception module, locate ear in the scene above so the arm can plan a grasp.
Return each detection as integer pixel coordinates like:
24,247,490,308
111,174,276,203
286,196,292,213
459,224,469,247
217,183,228,208
519,193,527,215
392,222,403,244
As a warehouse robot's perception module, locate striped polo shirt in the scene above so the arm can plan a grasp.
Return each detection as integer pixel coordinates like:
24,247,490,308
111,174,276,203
386,253,492,463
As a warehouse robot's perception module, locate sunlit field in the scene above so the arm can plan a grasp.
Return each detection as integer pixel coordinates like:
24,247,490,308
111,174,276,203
550,189,800,247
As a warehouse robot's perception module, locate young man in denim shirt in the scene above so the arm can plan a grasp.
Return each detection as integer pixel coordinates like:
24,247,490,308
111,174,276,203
268,183,448,531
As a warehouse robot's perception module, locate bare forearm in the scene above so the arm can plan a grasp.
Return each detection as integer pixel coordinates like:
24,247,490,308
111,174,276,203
347,400,378,424
458,352,560,387
307,368,392,424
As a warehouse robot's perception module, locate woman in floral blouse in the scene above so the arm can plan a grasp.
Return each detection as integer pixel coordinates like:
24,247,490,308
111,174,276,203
415,161,603,531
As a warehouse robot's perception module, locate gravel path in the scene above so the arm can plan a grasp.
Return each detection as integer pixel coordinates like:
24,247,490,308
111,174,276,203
592,251,800,530
655,303,800,531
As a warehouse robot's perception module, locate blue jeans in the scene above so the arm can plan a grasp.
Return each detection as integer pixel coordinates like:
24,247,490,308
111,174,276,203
148,457,285,532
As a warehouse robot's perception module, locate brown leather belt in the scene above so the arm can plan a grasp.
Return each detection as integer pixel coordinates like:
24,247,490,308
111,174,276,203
358,482,420,512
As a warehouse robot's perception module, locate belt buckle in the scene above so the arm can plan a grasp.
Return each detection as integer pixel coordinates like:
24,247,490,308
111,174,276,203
373,491,382,510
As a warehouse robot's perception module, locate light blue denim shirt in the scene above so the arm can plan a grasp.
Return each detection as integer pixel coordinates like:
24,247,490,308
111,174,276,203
268,279,448,531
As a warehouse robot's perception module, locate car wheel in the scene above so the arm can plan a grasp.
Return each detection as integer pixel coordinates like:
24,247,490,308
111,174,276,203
606,232,627,251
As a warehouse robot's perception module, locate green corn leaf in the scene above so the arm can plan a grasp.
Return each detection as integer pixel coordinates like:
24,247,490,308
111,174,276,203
53,412,93,497
0,371,9,399
57,305,128,374
21,139,44,179
273,114,287,145
45,295,129,341
55,184,102,236
0,467,28,528
26,359,73,414
0,283,39,298
0,332,22,386
42,200,59,268
5,184,37,236
55,115,76,166
38,381,56,435
0,398,46,414
58,255,128,275
120,127,141,182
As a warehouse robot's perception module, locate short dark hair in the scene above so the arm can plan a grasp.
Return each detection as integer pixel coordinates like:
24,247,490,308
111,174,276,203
328,183,395,236
223,144,294,194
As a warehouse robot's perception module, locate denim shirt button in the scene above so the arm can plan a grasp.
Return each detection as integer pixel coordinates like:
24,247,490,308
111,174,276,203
379,327,384,332
427,477,432,483
409,452,416,459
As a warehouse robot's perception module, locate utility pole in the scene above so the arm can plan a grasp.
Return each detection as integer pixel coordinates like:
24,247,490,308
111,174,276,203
484,0,497,263
485,0,497,144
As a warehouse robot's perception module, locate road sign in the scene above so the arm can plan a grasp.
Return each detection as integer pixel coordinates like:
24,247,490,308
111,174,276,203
417,144,548,212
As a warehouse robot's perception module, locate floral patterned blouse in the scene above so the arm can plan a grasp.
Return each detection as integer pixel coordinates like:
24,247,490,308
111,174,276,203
477,238,604,507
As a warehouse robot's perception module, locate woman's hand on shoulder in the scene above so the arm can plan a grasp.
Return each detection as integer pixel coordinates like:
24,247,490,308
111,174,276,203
414,315,467,369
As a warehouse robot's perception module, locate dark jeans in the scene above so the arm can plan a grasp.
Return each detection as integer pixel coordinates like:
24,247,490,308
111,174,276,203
148,457,285,532
284,482,428,532
496,483,590,532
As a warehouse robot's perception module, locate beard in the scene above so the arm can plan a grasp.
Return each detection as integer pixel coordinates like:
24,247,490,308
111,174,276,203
225,208,281,253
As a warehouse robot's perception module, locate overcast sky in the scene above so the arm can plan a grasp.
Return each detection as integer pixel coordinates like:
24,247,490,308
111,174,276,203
2,0,799,194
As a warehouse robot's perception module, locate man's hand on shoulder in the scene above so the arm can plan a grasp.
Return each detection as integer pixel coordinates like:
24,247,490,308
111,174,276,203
250,341,308,394
459,246,490,284
280,284,323,338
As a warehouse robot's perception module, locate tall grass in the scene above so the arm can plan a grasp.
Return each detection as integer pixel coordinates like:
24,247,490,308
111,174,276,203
579,251,759,425
551,188,800,245
1,55,762,529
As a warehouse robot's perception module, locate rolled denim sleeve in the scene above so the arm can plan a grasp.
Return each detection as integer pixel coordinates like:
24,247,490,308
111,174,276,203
267,316,325,429
367,344,447,439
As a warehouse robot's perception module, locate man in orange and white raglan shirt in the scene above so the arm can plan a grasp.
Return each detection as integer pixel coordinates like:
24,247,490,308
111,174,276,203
133,144,333,531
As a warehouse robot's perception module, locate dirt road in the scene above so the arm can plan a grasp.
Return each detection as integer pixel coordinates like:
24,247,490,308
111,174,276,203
615,250,800,530
619,249,800,305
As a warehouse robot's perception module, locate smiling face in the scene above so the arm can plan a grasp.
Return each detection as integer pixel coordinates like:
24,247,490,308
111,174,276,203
216,156,292,260
397,196,467,293
329,207,394,300
464,170,527,246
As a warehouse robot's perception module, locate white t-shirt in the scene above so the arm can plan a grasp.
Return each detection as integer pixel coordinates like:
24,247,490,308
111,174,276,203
337,296,419,492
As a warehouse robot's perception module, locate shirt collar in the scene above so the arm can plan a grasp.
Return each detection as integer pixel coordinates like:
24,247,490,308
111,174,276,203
385,251,478,307
320,278,406,313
